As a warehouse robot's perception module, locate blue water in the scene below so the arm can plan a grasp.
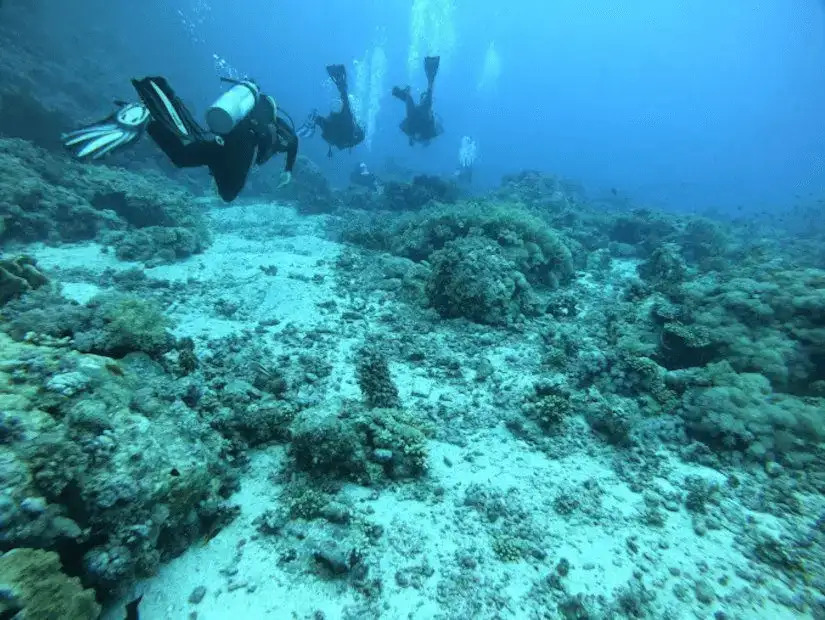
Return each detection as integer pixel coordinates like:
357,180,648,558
2,2,825,618
22,0,825,212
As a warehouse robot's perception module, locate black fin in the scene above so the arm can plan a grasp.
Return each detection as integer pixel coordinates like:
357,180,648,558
131,77,205,140
326,64,348,95
424,56,440,84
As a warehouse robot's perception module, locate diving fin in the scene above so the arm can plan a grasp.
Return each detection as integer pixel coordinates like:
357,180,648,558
326,64,348,95
424,56,440,84
131,76,206,141
61,102,150,160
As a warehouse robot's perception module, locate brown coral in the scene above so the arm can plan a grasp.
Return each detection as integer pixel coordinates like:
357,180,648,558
0,255,48,305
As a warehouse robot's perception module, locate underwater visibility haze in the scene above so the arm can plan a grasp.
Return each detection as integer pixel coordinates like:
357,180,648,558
0,0,824,618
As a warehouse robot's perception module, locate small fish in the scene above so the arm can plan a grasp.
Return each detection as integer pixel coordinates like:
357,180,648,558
125,595,143,620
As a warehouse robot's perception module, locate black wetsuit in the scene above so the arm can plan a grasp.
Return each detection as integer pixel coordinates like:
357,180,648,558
135,78,298,202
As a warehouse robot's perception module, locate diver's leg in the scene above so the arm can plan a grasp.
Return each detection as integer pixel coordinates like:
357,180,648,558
392,86,413,105
326,65,348,98
146,122,216,168
327,65,353,115
423,56,440,108
207,132,258,202
392,86,416,118
296,110,319,139
132,77,206,140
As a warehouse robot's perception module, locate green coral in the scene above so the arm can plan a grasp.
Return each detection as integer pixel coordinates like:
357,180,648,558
637,242,689,290
356,346,401,409
390,200,574,287
623,355,676,406
662,267,825,392
523,379,572,431
0,548,100,620
426,236,540,325
74,293,173,358
679,363,825,464
492,534,524,562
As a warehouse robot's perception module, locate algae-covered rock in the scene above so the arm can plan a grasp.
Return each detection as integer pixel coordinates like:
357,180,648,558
0,547,100,620
290,405,432,484
0,255,48,305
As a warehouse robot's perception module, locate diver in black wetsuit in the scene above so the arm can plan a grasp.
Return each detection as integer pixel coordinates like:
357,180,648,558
61,76,298,203
392,56,443,147
297,64,365,157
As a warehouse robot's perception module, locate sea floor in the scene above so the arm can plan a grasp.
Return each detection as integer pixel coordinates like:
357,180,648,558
26,203,811,620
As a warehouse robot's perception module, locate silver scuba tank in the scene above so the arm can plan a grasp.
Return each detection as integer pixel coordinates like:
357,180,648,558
205,79,260,135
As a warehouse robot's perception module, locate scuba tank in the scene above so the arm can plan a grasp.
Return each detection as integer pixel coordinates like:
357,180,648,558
205,78,260,135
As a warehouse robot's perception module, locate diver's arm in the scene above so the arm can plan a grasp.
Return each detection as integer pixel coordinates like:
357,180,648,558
277,117,298,172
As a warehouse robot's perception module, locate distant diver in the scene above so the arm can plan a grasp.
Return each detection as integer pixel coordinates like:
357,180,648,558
454,135,478,184
392,56,443,147
61,76,299,202
350,162,381,191
296,64,365,157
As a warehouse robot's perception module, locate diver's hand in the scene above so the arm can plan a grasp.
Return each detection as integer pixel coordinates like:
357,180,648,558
277,171,292,189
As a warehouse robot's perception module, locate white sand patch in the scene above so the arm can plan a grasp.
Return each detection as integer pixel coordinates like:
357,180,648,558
106,425,799,619
26,241,135,273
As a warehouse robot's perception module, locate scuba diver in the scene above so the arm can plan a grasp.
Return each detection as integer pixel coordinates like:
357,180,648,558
454,135,478,185
296,64,364,157
391,56,443,147
61,76,298,202
349,162,381,191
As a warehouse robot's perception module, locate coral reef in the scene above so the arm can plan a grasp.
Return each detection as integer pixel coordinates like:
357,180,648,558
1,91,825,617
0,330,239,597
249,155,338,214
426,236,540,325
0,548,100,620
0,255,48,305
290,405,432,484
381,174,460,211
3,290,175,359
0,138,210,262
